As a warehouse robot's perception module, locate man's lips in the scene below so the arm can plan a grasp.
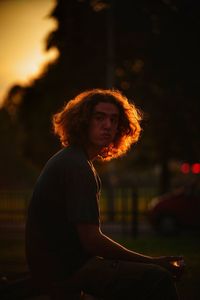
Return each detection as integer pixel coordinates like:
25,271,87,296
100,133,111,139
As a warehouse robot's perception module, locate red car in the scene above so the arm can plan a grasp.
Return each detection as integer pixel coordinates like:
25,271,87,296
148,180,200,235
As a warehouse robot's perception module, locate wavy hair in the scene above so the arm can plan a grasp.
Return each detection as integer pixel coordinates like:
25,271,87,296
52,89,143,161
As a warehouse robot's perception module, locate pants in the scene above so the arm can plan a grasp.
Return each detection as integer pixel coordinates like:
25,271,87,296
52,257,179,300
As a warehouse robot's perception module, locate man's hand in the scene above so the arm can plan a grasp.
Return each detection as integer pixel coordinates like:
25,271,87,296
152,256,185,281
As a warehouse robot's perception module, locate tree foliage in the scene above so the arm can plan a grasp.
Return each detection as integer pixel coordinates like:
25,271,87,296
3,0,200,190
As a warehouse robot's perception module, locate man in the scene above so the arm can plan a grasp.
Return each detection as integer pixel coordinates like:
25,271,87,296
25,89,184,299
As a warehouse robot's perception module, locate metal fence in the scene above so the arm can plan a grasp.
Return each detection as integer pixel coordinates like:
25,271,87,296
0,187,158,235
0,191,31,230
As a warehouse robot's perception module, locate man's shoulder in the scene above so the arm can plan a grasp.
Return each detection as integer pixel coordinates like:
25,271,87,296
48,145,89,170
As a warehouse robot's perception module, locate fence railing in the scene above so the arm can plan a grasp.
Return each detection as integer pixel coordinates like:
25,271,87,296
0,191,31,229
0,187,158,235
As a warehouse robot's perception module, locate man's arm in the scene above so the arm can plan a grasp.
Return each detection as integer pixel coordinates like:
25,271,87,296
76,223,184,280
76,223,152,263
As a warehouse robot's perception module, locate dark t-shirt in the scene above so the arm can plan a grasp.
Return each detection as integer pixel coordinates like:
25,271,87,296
25,145,100,285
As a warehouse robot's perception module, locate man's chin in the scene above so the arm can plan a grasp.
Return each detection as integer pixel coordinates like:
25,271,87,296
100,143,111,149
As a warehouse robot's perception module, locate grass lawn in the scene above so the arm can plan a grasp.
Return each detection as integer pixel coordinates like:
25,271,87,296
0,231,199,300
116,233,200,300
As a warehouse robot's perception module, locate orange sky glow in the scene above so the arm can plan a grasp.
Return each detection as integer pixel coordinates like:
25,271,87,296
0,0,58,107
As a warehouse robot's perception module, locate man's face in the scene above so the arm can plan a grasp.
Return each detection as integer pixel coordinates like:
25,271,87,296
88,102,119,150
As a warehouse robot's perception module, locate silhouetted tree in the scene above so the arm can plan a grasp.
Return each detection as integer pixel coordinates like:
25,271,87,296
113,0,200,191
3,0,200,192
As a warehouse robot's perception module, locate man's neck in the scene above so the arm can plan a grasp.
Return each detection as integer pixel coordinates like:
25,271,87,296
85,145,102,161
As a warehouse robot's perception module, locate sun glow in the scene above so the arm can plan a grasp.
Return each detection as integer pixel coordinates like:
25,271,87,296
14,48,59,83
0,0,57,106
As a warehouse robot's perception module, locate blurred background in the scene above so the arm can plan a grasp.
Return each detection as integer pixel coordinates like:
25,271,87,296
0,0,200,299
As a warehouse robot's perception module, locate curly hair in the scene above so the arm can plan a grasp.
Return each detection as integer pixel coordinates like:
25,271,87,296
52,88,143,161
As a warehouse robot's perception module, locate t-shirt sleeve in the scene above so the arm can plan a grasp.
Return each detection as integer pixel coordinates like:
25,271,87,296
66,162,100,224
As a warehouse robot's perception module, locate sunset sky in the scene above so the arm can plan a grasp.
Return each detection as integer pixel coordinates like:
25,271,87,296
0,0,58,107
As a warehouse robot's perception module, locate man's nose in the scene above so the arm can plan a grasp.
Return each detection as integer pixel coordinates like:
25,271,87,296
103,117,112,128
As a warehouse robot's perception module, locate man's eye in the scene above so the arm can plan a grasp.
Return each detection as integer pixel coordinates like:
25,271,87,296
111,118,118,124
95,115,104,121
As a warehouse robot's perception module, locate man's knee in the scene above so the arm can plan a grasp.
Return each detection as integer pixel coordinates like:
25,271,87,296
147,263,172,281
145,264,178,299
